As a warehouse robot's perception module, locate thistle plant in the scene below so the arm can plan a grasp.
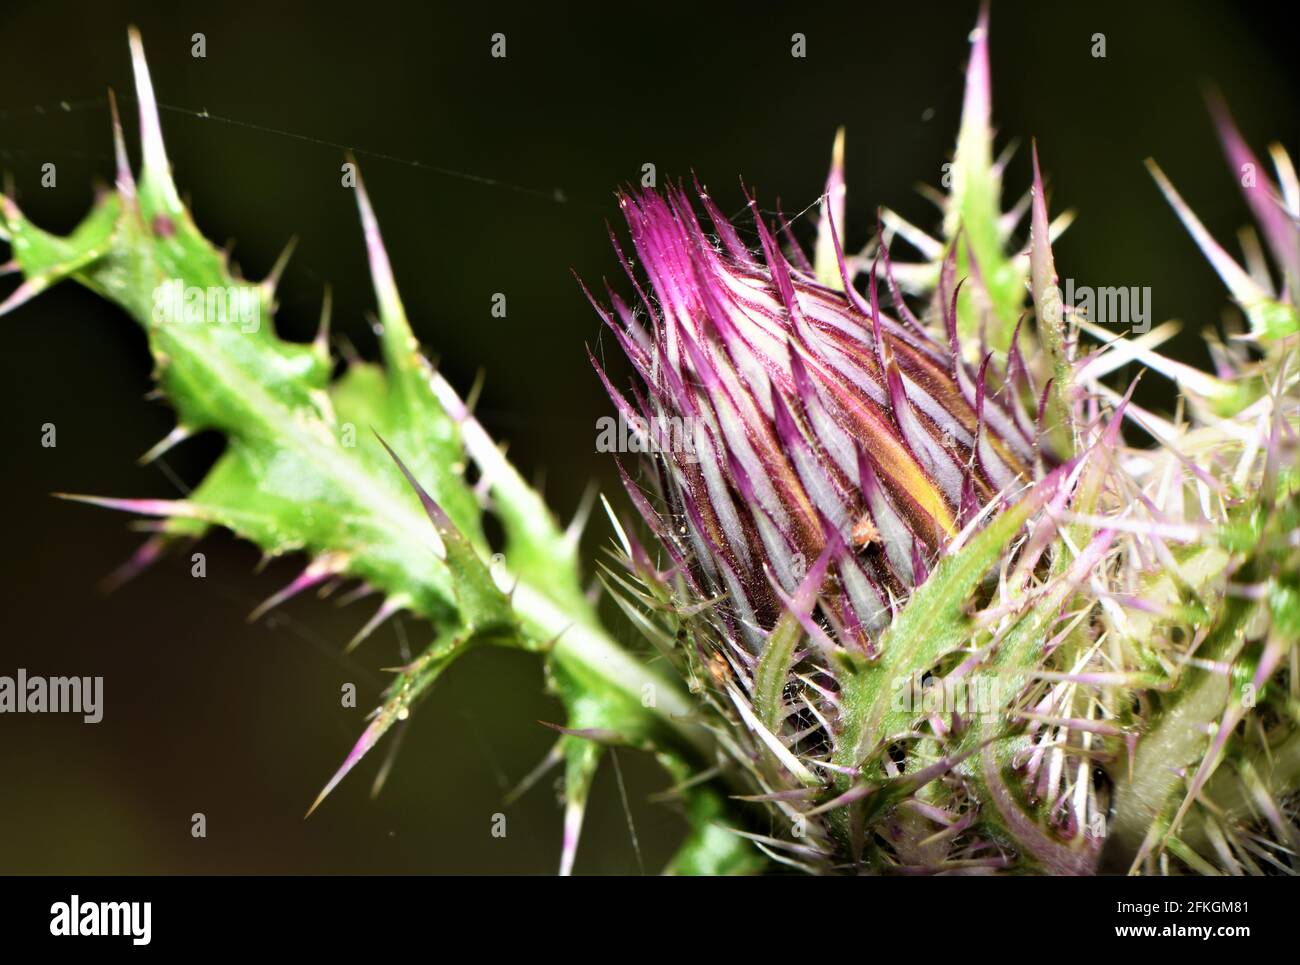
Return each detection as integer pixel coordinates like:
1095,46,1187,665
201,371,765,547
587,8,1298,873
1,29,750,876
4,10,1298,875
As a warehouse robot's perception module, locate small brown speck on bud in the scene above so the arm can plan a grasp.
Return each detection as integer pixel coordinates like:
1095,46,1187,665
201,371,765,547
707,651,731,686
852,514,880,548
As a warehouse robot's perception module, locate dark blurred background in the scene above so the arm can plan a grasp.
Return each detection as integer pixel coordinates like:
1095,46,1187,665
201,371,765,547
0,0,1295,873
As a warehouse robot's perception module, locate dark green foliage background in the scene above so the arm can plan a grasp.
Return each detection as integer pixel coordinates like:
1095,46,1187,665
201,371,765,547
0,0,1294,872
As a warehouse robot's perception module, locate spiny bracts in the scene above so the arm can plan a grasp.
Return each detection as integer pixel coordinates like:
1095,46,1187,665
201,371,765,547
590,5,1298,874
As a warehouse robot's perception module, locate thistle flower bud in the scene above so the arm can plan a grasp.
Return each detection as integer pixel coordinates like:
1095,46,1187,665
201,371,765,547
590,184,1043,654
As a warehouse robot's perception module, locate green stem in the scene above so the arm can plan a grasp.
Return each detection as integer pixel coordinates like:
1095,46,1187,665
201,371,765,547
510,581,712,758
